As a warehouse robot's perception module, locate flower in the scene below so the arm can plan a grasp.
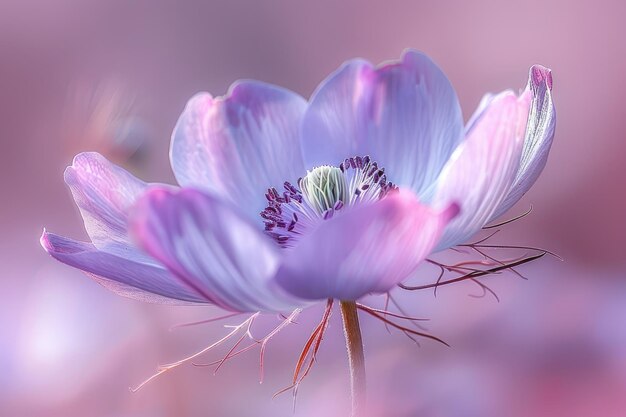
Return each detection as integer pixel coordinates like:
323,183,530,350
41,49,555,314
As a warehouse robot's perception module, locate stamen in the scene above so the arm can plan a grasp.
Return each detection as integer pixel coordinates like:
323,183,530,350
259,155,398,247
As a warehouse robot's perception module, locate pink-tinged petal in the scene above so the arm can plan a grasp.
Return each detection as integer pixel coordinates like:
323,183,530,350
433,91,529,250
129,187,303,313
275,190,459,301
40,230,206,304
170,81,308,222
491,65,556,220
301,49,464,196
64,152,161,264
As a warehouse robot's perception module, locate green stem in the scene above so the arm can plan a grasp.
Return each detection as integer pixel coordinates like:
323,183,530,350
340,300,366,416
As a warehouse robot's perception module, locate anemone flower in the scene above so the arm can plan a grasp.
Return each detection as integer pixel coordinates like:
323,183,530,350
41,49,555,415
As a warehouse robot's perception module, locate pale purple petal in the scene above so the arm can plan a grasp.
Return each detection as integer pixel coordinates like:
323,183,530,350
40,230,206,304
170,81,308,222
275,190,459,301
129,187,303,312
301,49,464,196
46,152,191,304
433,91,529,250
64,152,160,264
490,65,556,220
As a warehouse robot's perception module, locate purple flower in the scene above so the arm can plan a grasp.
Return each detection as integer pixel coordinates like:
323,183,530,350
41,50,555,314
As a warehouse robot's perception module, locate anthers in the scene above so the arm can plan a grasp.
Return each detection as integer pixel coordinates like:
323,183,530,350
260,155,398,248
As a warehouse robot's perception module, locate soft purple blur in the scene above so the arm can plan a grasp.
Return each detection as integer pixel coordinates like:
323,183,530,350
2,1,625,416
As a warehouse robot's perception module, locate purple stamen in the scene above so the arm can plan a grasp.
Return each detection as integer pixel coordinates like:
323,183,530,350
285,181,299,195
261,154,396,247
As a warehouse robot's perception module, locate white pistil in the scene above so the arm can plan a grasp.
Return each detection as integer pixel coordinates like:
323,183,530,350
260,155,397,248
299,166,348,215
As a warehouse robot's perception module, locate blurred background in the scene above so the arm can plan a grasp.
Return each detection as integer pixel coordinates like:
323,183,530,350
2,0,625,416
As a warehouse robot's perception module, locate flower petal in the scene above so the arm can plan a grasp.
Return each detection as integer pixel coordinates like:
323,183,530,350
490,65,556,220
129,187,303,313
170,81,308,222
275,190,459,301
64,152,158,264
433,91,529,250
301,49,464,196
40,230,206,304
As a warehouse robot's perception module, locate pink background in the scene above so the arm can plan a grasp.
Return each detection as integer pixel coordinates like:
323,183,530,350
2,1,625,416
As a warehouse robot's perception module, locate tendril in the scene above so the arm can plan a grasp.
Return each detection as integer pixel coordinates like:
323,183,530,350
482,205,533,229
274,299,334,411
356,303,449,347
130,313,259,393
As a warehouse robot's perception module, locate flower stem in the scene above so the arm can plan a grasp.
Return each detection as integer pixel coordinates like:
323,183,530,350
340,300,366,416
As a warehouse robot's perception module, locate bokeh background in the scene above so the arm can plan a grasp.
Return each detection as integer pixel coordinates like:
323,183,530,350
2,1,625,416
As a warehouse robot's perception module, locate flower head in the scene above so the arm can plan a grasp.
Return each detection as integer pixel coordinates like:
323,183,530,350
41,50,555,314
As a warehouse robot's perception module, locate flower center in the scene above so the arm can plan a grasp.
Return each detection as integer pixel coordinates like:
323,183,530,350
260,155,397,248
299,166,348,216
